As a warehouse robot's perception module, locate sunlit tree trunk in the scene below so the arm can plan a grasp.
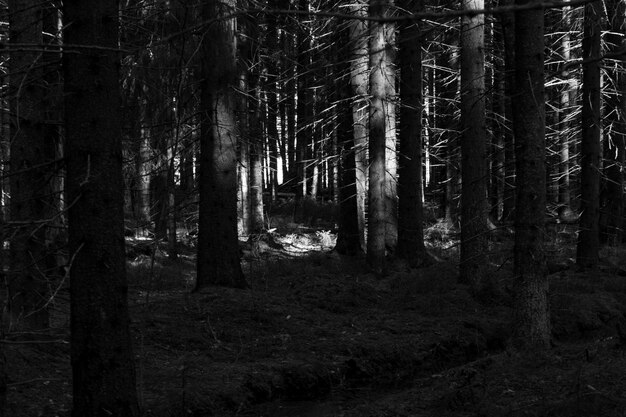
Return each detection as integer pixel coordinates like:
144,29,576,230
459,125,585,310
349,0,369,249
459,0,488,287
397,0,427,266
8,0,52,330
512,0,550,349
577,0,601,268
249,75,266,233
64,0,139,414
196,0,246,289
601,0,625,244
558,4,573,208
367,0,394,273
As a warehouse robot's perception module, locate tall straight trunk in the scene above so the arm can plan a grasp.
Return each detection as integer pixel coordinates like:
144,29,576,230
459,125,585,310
459,0,488,286
295,0,311,210
558,5,573,208
196,0,246,289
349,0,369,249
138,89,152,235
250,77,266,233
367,0,394,273
64,0,139,414
601,0,626,244
577,0,601,268
501,0,516,221
8,0,51,330
238,69,251,235
397,0,427,266
383,11,397,253
512,0,550,350
265,8,279,201
335,25,361,255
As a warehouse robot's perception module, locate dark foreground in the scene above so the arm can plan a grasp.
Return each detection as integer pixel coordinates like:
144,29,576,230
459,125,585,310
7,231,626,416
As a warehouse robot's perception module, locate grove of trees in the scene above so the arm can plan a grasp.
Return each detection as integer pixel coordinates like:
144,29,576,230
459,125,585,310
1,0,625,414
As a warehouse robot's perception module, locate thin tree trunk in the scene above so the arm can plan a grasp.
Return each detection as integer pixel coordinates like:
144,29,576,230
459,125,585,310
196,0,246,289
512,0,550,349
577,0,602,268
397,0,428,266
501,0,516,221
459,0,488,287
64,0,139,413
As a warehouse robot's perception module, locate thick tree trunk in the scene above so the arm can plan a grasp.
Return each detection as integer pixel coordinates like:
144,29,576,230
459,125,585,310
558,5,573,208
576,0,601,268
138,89,152,235
512,0,550,350
249,78,266,233
8,0,53,330
397,0,427,266
349,1,369,250
367,0,394,273
196,0,246,289
64,0,139,414
459,0,488,287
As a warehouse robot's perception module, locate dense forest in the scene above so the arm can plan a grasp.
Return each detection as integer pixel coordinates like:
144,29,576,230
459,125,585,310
3,0,626,416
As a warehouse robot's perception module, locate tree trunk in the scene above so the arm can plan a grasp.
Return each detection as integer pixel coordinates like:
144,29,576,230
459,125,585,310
138,88,152,236
397,0,428,267
501,0,516,221
459,0,488,287
8,0,52,330
576,0,602,268
512,0,550,350
601,0,625,245
335,27,361,255
196,0,246,289
250,77,266,233
64,0,139,414
367,0,394,273
349,0,369,250
558,5,573,208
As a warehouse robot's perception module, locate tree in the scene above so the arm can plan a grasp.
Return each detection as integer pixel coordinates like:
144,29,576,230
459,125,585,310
576,0,601,268
196,0,246,289
63,0,139,414
459,0,488,286
348,0,369,249
600,0,625,245
367,0,394,273
7,0,52,330
397,0,428,266
511,0,550,349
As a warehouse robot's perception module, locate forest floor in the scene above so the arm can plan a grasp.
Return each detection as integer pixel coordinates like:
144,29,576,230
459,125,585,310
7,222,626,416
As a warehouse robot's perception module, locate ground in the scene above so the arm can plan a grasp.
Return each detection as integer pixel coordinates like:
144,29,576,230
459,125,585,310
6,223,626,416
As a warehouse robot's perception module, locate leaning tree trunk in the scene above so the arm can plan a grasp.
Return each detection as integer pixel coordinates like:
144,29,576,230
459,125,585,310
576,0,601,268
397,0,428,267
64,0,139,414
511,0,550,350
8,0,52,330
459,0,488,287
196,0,246,289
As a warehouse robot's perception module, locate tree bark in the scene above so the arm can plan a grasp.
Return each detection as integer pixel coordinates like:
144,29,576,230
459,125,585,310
8,0,52,330
64,0,139,414
397,0,428,266
500,0,516,221
459,0,488,287
349,0,369,250
576,0,602,268
367,0,394,273
196,0,246,289
512,0,550,349
601,0,626,245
